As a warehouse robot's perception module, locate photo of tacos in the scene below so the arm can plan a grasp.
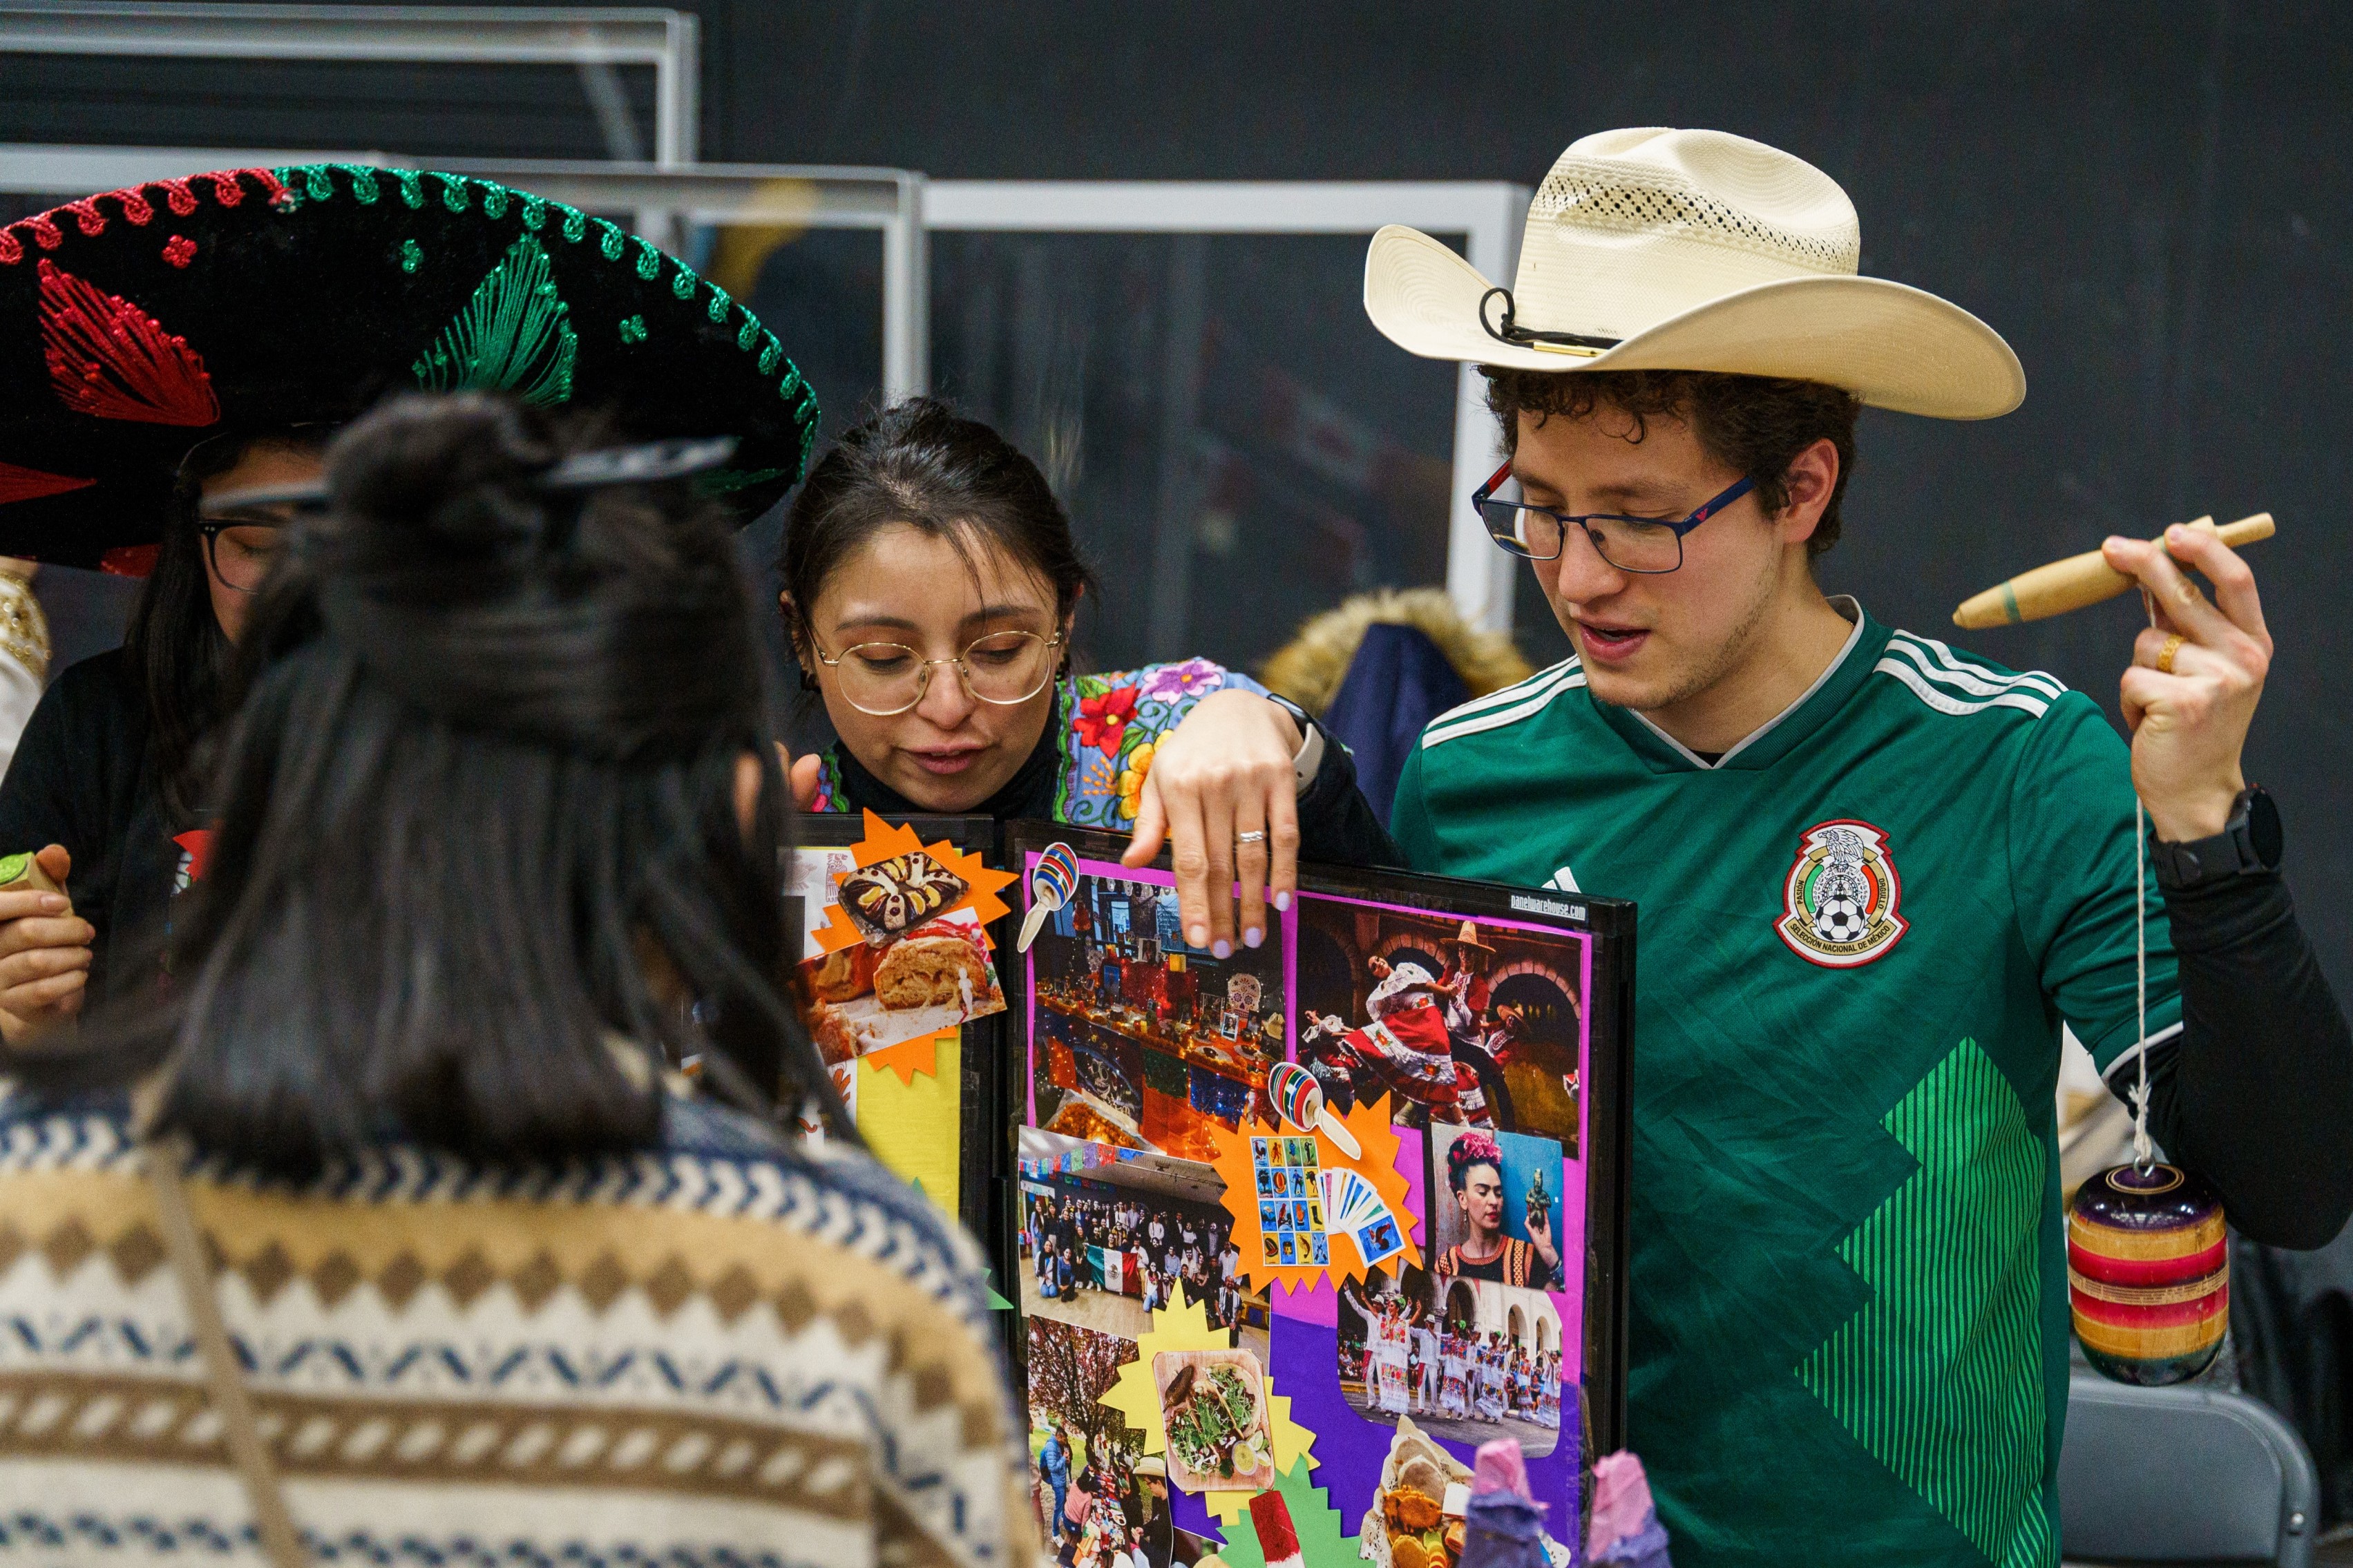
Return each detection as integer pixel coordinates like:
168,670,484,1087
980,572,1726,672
1150,1348,1273,1493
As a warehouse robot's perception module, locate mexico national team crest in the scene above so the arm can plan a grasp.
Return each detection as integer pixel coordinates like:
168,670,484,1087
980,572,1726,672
1776,819,1907,968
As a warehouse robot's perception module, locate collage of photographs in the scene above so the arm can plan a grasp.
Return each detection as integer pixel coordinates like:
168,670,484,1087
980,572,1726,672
1013,842,1602,1568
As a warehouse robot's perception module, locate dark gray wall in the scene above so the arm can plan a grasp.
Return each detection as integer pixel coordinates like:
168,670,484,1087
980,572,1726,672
5,1,2347,991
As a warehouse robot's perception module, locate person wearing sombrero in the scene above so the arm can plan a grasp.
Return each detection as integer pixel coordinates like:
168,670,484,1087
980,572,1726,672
1372,129,2352,1565
0,164,818,1033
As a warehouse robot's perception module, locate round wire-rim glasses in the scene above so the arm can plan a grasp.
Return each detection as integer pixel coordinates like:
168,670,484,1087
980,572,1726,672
1471,459,1756,574
812,629,1067,716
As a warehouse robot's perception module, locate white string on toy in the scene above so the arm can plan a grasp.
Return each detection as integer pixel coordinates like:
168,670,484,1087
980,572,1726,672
2131,589,2157,1174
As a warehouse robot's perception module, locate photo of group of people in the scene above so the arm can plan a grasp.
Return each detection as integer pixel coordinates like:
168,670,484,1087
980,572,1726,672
1027,864,1286,1162
1337,1264,1566,1457
1293,897,1585,1153
1018,1127,1269,1353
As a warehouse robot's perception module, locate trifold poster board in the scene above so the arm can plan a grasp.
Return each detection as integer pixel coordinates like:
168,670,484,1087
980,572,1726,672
1003,823,1632,1568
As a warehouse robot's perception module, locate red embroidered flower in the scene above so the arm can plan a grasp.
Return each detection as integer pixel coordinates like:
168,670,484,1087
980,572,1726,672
162,235,197,269
1073,684,1139,755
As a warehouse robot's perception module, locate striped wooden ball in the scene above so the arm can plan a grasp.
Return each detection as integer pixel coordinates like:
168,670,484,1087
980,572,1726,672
2066,1163,2228,1386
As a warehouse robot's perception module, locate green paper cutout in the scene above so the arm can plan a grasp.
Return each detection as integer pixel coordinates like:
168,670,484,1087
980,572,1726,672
980,1267,1014,1312
1796,1040,2053,1567
412,233,578,406
1214,1457,1355,1568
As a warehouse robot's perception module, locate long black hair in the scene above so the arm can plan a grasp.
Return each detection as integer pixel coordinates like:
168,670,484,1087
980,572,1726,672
778,397,1098,670
125,428,330,825
25,392,844,1174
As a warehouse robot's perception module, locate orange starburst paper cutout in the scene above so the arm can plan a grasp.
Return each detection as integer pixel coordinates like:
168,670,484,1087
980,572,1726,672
863,1026,950,1087
1208,1093,1421,1297
812,809,1020,955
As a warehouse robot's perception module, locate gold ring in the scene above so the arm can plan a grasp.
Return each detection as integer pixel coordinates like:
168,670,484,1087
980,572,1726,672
2155,633,2186,674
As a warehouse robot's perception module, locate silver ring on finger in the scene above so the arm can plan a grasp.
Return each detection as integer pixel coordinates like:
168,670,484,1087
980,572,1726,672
1235,830,1268,846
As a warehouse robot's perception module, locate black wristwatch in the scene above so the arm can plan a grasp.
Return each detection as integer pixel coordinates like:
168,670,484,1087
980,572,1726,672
1261,692,1326,795
2150,784,2283,890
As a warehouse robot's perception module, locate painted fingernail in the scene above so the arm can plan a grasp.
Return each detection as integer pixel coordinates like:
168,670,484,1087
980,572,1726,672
1213,940,1232,959
1274,892,1291,912
1244,927,1264,949
1190,925,1208,946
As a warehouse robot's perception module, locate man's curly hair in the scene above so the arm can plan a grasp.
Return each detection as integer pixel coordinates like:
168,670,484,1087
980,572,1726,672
1482,368,1862,559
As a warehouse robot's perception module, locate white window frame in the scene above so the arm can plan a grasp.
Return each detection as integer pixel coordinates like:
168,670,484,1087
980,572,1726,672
926,180,1530,632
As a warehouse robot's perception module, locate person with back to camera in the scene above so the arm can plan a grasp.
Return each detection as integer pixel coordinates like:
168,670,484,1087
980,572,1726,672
774,399,1395,955
0,392,1036,1568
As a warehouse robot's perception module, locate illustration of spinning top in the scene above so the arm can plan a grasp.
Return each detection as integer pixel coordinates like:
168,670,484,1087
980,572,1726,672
1016,842,1080,953
1268,1060,1360,1158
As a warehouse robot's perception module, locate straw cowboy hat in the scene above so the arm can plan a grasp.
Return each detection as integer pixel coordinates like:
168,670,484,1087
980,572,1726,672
1364,127,2023,419
1450,919,1495,954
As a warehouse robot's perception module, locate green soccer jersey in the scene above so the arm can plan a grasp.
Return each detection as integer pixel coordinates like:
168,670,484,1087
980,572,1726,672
1391,601,2178,1568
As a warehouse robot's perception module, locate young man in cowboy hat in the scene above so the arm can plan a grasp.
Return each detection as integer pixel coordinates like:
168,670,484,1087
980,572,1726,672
1371,127,2352,1568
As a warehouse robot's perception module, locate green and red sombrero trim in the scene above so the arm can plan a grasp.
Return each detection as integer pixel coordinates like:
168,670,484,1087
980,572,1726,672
0,163,820,568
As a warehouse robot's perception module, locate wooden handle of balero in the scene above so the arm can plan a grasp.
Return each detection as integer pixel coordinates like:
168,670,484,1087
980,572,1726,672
1953,513,2276,629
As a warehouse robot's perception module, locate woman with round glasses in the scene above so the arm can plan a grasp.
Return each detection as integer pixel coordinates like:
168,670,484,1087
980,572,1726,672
779,399,1394,953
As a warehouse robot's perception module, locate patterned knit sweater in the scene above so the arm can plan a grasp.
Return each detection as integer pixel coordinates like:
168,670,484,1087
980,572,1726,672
0,1082,1039,1568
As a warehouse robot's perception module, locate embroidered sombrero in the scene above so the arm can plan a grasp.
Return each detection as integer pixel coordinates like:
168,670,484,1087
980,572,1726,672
0,163,819,570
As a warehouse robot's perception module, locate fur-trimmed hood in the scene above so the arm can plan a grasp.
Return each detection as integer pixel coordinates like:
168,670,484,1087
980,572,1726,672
1258,586,1532,716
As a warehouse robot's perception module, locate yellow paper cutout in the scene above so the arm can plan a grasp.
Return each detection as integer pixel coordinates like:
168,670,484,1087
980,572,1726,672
857,1029,960,1215
1097,1292,1317,1521
864,1026,948,1087
1207,1092,1422,1297
814,810,1020,955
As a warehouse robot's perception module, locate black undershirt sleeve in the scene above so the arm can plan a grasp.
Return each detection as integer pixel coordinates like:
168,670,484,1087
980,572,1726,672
1294,720,1404,870
2137,859,2353,1249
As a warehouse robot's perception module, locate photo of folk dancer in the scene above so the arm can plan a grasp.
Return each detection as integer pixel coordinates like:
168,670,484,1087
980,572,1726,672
1337,1265,1563,1457
1293,897,1585,1145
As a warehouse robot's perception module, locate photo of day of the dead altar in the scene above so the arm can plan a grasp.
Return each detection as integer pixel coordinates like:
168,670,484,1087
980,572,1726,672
1002,825,1632,1568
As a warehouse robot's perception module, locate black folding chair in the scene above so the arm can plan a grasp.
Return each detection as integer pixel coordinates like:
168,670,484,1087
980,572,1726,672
2061,1374,2319,1566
